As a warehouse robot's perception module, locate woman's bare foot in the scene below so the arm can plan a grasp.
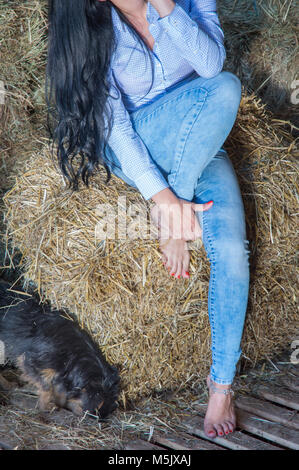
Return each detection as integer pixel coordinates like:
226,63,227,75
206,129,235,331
160,238,190,279
150,204,190,278
204,374,236,438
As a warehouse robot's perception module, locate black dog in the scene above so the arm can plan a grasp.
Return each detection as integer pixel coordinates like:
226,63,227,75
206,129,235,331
0,281,120,418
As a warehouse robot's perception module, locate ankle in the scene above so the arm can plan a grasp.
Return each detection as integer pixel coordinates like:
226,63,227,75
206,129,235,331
207,375,234,396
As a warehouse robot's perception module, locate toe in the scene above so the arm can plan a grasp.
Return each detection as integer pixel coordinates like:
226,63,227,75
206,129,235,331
165,258,172,272
222,421,230,435
182,246,190,273
175,260,182,278
170,258,177,277
161,253,167,266
227,420,236,433
215,424,225,437
204,423,217,439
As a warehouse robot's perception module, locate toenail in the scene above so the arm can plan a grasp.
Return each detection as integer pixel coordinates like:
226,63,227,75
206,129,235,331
185,271,190,276
177,275,180,278
219,432,223,436
170,273,174,276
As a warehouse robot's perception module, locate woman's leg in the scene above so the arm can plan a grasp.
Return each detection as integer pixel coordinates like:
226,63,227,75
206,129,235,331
104,72,249,436
194,149,250,437
104,71,242,202
194,149,250,385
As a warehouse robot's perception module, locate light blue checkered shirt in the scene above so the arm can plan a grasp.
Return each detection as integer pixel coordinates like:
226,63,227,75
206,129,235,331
107,1,226,200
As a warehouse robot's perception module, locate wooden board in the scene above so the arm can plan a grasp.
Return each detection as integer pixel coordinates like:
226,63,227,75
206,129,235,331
235,395,299,430
152,431,224,450
124,439,165,450
0,416,21,450
236,409,299,450
279,376,299,393
182,414,281,450
255,383,299,411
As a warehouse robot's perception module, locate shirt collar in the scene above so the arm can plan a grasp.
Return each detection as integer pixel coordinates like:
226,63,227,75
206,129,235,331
111,2,159,33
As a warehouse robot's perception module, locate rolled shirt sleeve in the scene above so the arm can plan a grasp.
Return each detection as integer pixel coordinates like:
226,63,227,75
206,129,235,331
157,0,226,78
105,69,170,200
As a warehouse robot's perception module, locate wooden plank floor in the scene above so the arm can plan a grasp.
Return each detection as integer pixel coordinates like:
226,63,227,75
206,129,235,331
124,364,299,451
1,360,298,450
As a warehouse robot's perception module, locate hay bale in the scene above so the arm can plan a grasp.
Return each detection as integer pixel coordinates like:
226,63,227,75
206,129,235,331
3,91,298,403
218,0,299,128
0,0,48,191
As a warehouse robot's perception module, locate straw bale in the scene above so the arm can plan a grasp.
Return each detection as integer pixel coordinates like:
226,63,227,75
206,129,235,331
3,91,298,402
0,0,48,191
218,0,299,128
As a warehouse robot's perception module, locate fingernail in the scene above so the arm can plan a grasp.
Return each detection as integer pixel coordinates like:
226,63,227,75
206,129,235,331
219,432,223,436
208,200,213,204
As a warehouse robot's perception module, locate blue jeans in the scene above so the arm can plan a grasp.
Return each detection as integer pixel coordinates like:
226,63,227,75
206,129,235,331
104,71,250,385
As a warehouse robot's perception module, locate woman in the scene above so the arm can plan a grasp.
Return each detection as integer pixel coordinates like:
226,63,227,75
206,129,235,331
46,0,250,439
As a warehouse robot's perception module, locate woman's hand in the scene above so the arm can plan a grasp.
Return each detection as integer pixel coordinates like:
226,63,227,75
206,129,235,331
151,189,213,241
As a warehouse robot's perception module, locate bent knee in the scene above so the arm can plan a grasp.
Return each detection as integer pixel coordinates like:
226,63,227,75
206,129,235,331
215,71,242,108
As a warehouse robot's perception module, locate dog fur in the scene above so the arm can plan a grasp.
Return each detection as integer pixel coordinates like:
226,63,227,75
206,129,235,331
0,281,120,418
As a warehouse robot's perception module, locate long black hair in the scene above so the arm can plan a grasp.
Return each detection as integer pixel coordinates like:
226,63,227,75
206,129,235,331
46,0,154,190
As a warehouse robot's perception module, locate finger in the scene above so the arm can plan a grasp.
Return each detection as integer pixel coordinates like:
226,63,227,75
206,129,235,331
193,217,202,239
192,200,213,212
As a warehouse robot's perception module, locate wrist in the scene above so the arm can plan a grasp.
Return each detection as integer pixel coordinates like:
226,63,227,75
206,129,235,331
151,187,179,207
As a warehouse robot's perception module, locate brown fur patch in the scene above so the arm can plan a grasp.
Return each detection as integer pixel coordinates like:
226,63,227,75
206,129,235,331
38,389,55,411
53,387,67,408
0,374,14,390
40,368,56,385
66,398,83,416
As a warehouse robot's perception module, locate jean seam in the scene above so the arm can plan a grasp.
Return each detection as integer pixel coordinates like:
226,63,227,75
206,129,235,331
202,209,217,358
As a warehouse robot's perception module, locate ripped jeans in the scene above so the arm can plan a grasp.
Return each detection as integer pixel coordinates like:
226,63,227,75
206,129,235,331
104,71,250,385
